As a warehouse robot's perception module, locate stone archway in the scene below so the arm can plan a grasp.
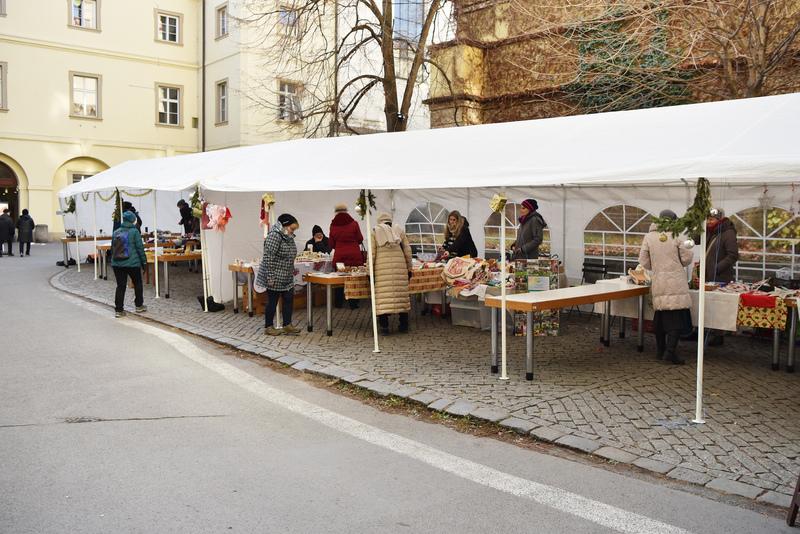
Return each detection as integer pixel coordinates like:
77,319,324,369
0,160,19,220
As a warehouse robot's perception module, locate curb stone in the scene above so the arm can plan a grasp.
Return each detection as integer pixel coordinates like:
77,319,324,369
499,417,538,434
594,446,638,464
555,435,602,454
756,491,792,508
666,467,712,486
705,478,763,500
530,426,566,443
428,398,455,411
470,407,510,423
408,391,441,406
632,457,675,474
445,400,476,417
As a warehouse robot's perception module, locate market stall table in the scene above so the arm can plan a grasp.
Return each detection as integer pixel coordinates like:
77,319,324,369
146,251,202,298
228,263,256,317
61,235,112,266
485,281,649,380
596,284,795,371
96,244,111,280
304,273,355,336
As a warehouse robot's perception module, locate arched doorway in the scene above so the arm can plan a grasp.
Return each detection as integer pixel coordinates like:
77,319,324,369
0,161,18,220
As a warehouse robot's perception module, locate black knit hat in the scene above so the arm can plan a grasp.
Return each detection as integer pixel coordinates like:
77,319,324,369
312,225,324,236
278,213,298,227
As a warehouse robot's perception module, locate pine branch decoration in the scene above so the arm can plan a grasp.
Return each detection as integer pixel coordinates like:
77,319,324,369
355,189,376,220
111,188,121,223
654,178,712,237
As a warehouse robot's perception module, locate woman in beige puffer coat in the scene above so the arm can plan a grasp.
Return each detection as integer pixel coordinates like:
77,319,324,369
638,210,694,364
372,212,413,334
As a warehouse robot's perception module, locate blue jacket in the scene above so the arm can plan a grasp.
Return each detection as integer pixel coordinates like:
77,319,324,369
111,220,147,268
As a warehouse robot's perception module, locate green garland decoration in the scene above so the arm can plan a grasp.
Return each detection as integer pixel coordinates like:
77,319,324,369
112,188,122,224
355,189,376,220
654,178,712,237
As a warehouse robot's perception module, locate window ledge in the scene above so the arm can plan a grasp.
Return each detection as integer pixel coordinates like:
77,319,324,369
155,38,183,47
215,33,229,41
214,120,229,126
69,114,103,121
155,122,184,129
68,24,101,33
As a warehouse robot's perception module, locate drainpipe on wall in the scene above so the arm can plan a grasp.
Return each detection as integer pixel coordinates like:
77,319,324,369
201,0,207,152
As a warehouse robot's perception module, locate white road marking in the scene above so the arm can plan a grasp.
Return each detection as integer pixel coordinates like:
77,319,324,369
62,290,693,534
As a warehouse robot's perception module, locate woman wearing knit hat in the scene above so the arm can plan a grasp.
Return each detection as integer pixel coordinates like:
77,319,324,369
329,204,364,308
257,213,300,336
304,225,331,253
512,198,547,260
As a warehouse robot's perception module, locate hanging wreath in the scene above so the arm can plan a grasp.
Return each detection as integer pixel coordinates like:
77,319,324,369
654,177,712,237
64,196,76,214
355,189,376,220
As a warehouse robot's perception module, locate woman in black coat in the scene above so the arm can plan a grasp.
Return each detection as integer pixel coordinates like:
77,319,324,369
16,209,35,256
304,225,331,253
442,210,478,258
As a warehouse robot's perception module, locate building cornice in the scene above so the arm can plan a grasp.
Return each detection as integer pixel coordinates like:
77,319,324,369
0,34,199,70
0,131,197,153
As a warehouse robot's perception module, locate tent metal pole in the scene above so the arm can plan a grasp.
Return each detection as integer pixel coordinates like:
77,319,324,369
365,192,380,353
92,193,98,280
198,189,209,313
693,226,708,424
74,198,81,273
500,194,509,380
561,185,567,274
153,191,160,299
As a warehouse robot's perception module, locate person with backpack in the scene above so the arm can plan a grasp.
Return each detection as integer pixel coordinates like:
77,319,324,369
16,209,35,257
111,210,148,318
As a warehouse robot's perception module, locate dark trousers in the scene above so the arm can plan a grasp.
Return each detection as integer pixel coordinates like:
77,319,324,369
378,313,409,332
113,266,144,312
19,241,31,255
265,289,294,328
0,239,12,256
655,330,680,358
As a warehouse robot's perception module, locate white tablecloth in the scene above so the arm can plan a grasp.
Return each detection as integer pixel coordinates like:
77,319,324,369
592,279,740,331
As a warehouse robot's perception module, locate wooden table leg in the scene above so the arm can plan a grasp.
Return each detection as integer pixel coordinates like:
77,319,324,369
247,271,254,318
307,282,313,332
326,285,333,336
788,305,797,373
232,271,239,314
603,301,612,347
772,326,781,371
637,295,645,352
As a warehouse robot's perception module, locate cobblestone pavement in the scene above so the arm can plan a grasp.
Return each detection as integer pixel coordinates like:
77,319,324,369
55,266,800,504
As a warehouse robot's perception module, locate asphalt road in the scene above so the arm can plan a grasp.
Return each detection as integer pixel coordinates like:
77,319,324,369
0,244,793,533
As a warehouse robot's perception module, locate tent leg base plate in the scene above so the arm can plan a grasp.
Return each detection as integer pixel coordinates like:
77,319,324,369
787,365,794,373
326,330,332,337
491,365,498,374
772,363,780,371
525,372,533,381
637,345,643,353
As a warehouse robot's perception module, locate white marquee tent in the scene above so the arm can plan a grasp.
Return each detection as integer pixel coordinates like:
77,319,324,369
59,93,800,421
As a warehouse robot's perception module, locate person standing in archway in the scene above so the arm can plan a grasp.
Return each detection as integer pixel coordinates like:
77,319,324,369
16,209,34,256
0,208,14,257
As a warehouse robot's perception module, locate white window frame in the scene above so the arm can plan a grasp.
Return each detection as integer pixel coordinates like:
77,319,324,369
405,202,448,256
155,83,183,128
68,0,100,31
70,172,94,184
583,204,652,277
278,6,300,39
731,206,800,282
0,0,7,17
0,62,7,111
216,3,229,39
155,10,183,45
215,79,229,125
69,71,102,120
484,202,551,260
277,81,302,122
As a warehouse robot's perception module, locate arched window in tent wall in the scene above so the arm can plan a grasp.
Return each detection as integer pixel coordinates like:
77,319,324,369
404,202,448,256
583,204,653,276
484,202,551,260
730,206,800,282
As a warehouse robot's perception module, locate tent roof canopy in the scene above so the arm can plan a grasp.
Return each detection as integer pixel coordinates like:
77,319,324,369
59,92,800,198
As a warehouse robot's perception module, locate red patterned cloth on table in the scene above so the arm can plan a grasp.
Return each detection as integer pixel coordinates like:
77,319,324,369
737,297,787,330
344,268,445,300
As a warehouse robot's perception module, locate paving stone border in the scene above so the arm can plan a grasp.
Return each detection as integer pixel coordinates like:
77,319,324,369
51,269,799,508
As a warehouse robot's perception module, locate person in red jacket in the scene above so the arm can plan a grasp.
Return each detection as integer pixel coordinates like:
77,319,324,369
329,204,364,308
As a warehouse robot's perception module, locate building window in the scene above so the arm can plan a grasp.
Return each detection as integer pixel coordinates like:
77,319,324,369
731,206,800,282
279,6,300,38
0,62,7,111
216,80,228,124
156,84,182,127
393,0,423,41
277,81,302,122
71,172,94,184
156,11,182,44
583,204,652,276
405,202,448,256
216,3,229,38
70,0,99,30
0,0,6,16
70,72,101,119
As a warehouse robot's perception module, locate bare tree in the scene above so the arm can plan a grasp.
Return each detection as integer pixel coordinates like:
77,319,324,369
237,0,455,136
